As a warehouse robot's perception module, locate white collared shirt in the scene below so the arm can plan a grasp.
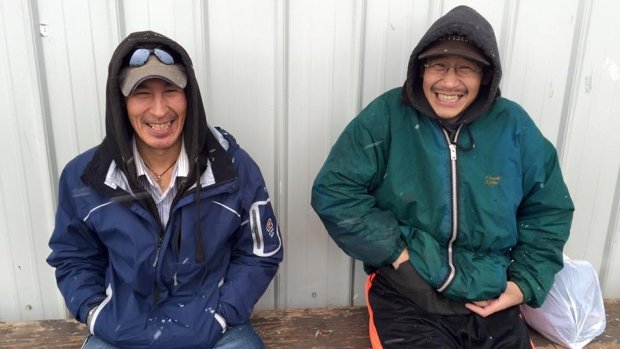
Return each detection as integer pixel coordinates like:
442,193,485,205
132,138,189,227
103,125,228,226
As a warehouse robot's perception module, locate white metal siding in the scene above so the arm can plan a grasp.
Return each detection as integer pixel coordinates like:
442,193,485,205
0,0,618,320
0,0,66,320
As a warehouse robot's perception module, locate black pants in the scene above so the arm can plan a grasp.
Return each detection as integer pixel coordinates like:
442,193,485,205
366,266,533,349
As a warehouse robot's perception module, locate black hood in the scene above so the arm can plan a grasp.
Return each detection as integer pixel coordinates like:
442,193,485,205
86,30,231,194
81,31,236,263
402,6,502,128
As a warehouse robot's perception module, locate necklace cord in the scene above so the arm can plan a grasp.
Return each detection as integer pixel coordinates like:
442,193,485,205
143,160,177,181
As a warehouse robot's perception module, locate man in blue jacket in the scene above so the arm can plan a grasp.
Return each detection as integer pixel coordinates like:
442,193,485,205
47,31,283,348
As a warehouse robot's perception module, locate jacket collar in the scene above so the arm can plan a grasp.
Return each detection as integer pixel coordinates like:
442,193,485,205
104,127,228,193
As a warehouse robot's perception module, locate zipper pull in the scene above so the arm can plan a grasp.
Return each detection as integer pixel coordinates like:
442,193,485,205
152,247,161,268
153,238,163,268
449,143,457,160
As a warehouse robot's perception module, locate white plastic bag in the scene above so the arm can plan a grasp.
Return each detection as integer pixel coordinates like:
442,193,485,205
520,256,606,349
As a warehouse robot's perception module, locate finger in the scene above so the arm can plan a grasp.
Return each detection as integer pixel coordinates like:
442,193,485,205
465,303,492,317
467,299,507,318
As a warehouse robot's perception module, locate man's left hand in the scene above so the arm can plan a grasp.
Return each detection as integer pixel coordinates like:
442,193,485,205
464,281,524,317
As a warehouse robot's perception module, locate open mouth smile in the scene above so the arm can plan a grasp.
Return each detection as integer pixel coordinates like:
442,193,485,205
436,92,464,102
147,121,173,130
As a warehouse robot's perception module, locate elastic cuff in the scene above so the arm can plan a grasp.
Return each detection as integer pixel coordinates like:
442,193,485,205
511,279,533,307
214,313,228,333
79,295,106,323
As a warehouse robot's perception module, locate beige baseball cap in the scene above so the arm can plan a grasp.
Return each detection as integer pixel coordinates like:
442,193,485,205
119,55,187,96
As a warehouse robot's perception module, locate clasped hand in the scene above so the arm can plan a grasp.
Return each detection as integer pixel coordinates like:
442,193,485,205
391,248,524,318
464,281,524,317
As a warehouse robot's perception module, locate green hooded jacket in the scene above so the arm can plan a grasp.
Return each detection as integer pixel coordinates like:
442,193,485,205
311,6,573,307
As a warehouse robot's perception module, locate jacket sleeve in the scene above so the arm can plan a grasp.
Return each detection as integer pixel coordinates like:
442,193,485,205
217,152,283,326
509,120,574,307
311,97,406,267
46,168,108,323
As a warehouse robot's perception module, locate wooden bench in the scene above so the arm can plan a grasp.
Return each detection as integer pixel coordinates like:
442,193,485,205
1,300,618,348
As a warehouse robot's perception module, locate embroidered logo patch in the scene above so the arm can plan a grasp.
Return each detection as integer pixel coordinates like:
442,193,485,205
265,218,275,237
485,175,501,186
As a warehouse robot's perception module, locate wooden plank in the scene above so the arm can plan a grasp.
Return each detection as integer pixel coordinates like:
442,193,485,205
0,301,618,348
0,319,86,349
253,307,370,349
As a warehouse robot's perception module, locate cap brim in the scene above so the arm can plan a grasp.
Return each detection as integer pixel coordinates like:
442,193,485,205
418,41,490,66
120,56,187,96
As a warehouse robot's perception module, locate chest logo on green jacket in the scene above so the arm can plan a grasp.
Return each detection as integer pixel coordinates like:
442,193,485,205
484,175,501,186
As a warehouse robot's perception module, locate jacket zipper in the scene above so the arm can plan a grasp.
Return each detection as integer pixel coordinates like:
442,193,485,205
150,177,238,301
152,235,163,303
437,126,463,292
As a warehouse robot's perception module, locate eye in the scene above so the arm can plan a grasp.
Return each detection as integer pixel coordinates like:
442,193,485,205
457,65,474,73
456,64,481,76
429,63,447,71
164,87,184,95
130,89,151,97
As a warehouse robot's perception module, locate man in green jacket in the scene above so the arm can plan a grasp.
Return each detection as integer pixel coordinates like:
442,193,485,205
311,5,574,348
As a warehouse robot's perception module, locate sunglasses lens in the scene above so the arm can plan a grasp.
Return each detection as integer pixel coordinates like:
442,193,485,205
128,48,151,67
128,48,176,67
154,49,175,64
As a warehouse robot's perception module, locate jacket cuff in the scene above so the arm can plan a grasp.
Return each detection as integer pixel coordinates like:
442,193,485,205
213,313,228,333
512,279,535,307
218,302,244,326
78,295,106,324
386,240,407,265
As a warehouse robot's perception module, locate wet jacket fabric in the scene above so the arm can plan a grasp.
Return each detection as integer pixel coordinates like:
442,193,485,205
312,88,573,308
47,31,283,348
311,6,573,308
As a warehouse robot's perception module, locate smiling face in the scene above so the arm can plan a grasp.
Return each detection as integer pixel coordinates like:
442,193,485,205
422,55,483,120
125,78,187,156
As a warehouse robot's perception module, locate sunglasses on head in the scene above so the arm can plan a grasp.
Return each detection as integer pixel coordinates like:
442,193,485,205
128,47,176,67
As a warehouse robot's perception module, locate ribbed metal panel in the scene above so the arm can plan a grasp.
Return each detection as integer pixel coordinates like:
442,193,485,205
0,0,618,321
0,0,65,321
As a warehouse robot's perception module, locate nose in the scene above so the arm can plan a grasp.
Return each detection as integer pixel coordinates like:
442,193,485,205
150,93,168,117
441,68,461,87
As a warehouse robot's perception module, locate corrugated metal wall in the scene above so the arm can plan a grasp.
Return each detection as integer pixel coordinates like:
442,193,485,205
1,0,618,321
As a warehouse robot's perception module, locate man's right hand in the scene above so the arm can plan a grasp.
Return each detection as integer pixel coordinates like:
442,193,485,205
392,248,410,270
380,254,470,315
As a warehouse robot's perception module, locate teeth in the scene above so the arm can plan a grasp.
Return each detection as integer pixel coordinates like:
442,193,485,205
437,93,460,101
149,121,172,130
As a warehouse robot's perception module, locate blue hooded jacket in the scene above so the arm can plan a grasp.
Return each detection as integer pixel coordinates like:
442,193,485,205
47,31,283,348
